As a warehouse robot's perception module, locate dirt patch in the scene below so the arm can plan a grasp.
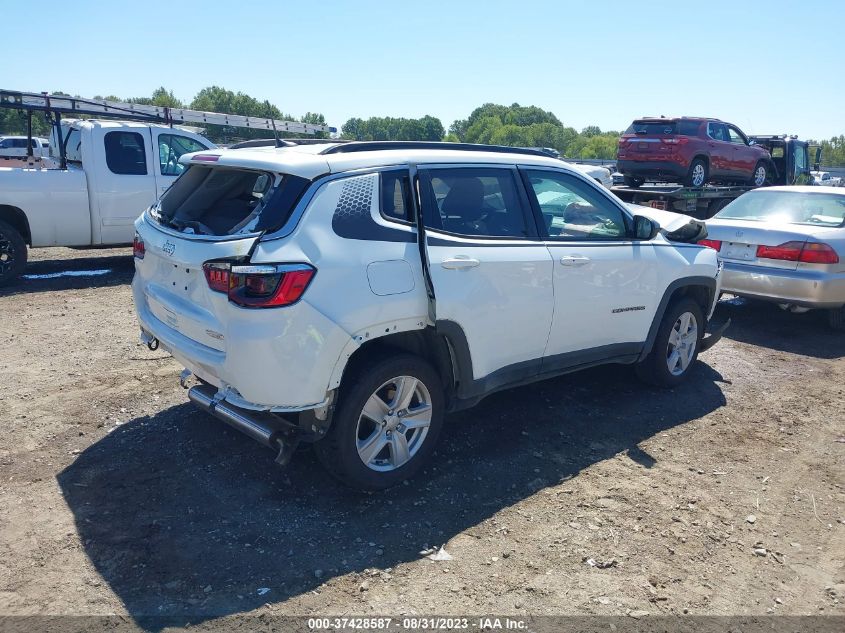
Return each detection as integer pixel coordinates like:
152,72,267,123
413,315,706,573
1,248,843,626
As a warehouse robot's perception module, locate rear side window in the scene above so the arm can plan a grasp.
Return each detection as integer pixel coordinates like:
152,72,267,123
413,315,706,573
154,165,310,236
420,167,528,238
626,121,677,135
104,131,147,175
380,170,414,222
677,120,701,136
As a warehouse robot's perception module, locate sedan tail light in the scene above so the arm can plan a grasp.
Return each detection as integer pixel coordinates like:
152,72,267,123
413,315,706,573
698,239,722,251
202,262,315,308
756,241,839,264
797,242,839,264
133,233,145,259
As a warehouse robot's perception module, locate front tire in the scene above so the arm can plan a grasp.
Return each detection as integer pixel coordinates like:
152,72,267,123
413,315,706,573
636,297,704,387
314,354,445,491
685,159,708,187
0,219,27,287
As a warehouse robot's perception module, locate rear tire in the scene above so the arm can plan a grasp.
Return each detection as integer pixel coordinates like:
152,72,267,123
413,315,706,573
623,175,644,188
636,297,704,387
749,161,769,187
828,307,845,331
685,159,708,187
313,353,445,491
0,219,27,287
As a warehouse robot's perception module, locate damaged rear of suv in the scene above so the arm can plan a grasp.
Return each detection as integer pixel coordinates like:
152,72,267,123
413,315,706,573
133,142,725,491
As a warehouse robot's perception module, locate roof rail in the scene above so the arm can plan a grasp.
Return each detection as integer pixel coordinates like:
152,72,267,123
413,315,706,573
319,141,554,158
227,138,344,149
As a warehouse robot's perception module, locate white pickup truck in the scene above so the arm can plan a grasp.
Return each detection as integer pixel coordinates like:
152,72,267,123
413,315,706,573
0,119,212,285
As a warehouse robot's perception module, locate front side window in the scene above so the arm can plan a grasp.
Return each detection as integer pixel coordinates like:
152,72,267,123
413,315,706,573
420,168,528,238
727,127,747,145
159,134,208,176
524,169,628,240
104,131,147,175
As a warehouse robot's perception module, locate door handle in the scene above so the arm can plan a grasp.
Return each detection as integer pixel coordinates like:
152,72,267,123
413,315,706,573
441,256,480,270
560,255,590,266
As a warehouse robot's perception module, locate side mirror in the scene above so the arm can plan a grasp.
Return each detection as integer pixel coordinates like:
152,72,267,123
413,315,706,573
634,215,660,240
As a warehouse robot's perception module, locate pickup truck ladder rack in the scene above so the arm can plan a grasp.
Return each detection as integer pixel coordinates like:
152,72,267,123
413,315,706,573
0,89,336,168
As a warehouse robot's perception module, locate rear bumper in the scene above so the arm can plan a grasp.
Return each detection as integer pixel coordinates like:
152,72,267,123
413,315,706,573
617,159,688,180
721,261,845,308
132,275,353,409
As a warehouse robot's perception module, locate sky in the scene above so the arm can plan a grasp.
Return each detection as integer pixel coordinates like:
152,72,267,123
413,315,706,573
3,0,844,139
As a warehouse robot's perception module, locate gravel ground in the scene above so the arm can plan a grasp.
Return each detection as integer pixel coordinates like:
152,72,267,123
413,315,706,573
0,247,843,629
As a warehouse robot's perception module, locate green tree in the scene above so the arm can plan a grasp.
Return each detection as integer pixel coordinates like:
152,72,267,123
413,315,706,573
340,115,444,141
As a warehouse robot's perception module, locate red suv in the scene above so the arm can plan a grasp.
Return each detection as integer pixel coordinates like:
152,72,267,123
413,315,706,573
617,117,773,188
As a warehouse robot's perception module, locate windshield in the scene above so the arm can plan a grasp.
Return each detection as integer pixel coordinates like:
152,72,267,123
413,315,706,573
715,191,845,228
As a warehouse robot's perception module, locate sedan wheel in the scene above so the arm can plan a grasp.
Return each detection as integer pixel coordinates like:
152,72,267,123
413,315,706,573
356,376,432,472
666,311,698,376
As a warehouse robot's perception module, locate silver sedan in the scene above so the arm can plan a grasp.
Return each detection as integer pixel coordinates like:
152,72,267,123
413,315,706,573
703,186,845,329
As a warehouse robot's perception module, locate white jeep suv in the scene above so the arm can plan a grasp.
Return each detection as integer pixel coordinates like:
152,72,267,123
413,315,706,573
132,141,725,490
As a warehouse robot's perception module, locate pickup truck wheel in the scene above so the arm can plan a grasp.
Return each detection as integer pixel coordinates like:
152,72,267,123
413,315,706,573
828,307,845,331
314,354,444,491
0,220,27,286
636,297,704,387
685,159,708,187
623,175,644,188
750,162,769,187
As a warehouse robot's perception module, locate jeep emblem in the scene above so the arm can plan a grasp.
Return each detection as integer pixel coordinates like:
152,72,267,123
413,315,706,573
162,240,176,256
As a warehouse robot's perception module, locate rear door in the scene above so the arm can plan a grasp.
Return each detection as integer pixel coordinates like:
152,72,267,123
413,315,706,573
90,126,158,244
418,165,554,384
520,167,659,363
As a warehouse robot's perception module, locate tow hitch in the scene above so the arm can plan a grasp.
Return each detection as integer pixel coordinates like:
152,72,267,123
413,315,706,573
140,330,159,351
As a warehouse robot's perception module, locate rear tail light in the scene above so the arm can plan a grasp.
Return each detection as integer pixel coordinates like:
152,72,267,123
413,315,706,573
662,137,689,145
796,242,839,264
756,241,839,264
133,233,145,259
202,262,315,308
203,262,230,293
698,239,722,251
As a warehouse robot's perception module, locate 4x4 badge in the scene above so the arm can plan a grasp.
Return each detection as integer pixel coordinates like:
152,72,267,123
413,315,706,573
162,240,176,256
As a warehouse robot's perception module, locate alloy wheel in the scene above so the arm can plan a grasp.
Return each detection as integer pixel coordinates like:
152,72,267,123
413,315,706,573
753,165,767,186
666,311,698,376
355,375,432,472
692,164,706,187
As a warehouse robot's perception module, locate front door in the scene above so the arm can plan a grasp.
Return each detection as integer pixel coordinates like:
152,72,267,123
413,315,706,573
706,122,732,178
91,127,157,244
418,165,554,388
519,168,658,369
727,125,755,179
153,131,210,198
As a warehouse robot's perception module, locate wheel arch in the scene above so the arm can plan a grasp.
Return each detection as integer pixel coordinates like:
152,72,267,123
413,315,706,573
640,277,717,360
0,205,32,245
334,325,461,410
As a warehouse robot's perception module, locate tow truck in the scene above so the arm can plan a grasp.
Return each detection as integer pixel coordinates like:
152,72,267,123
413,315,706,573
611,135,821,218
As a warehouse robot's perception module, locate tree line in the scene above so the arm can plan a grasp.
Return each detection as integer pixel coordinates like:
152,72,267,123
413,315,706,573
3,88,844,164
